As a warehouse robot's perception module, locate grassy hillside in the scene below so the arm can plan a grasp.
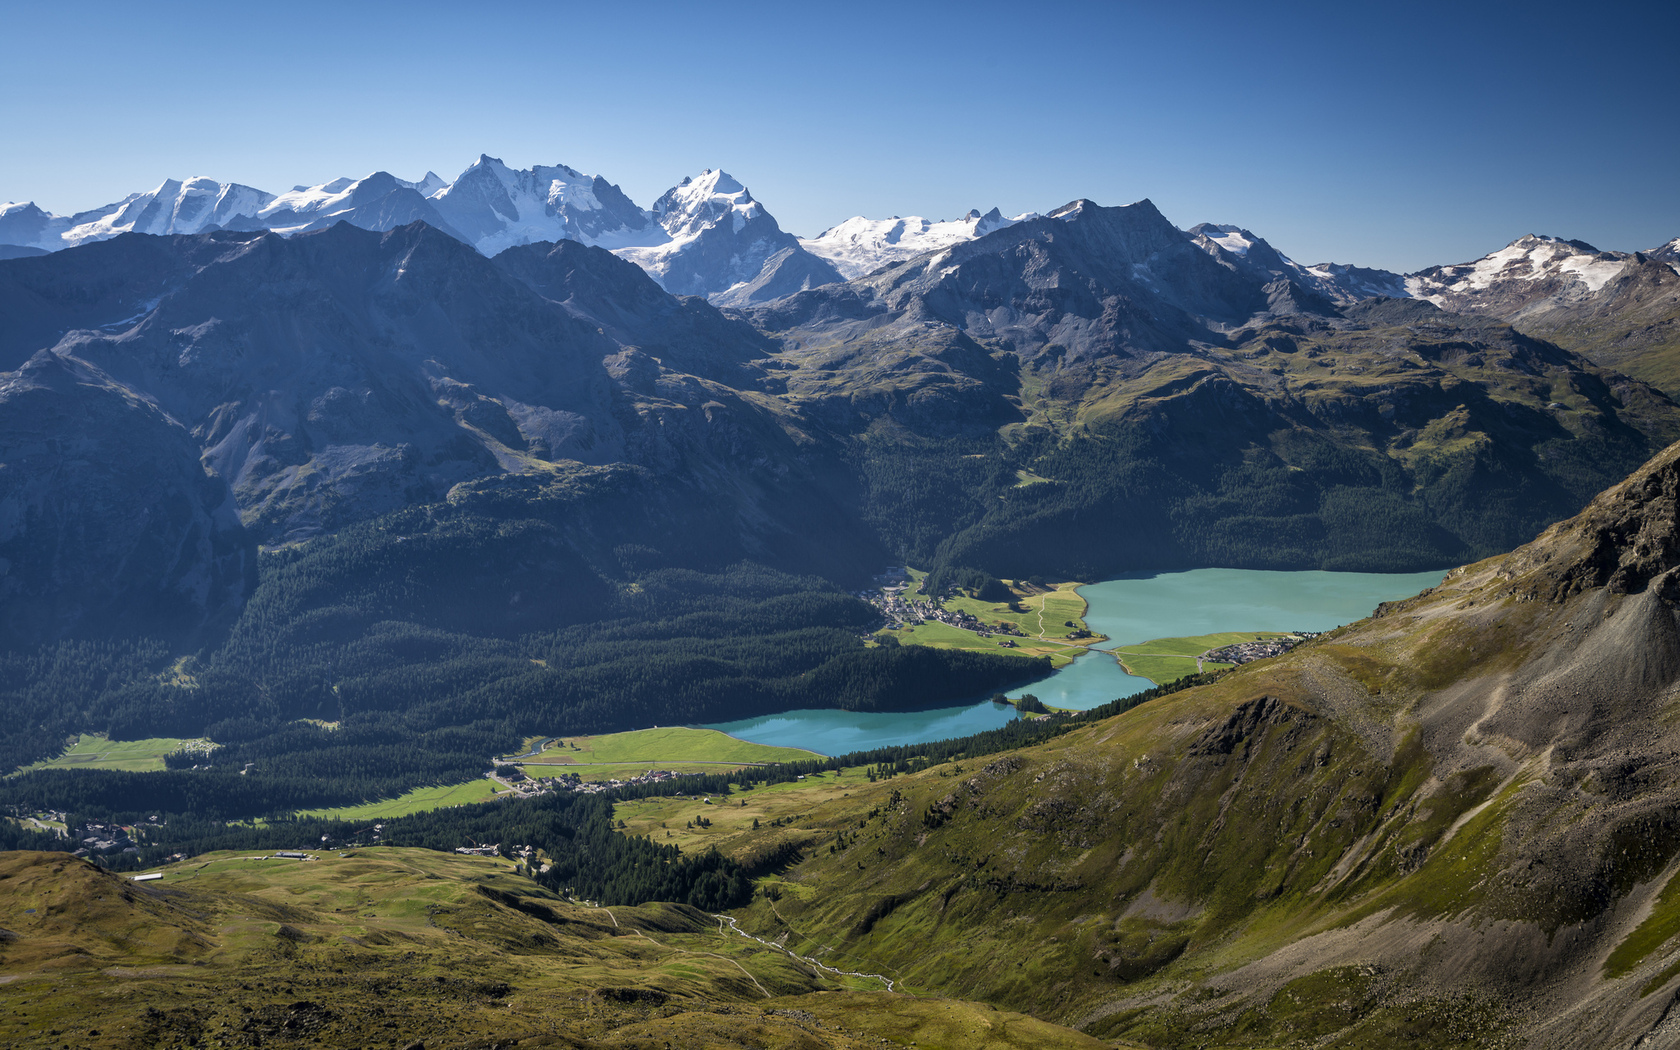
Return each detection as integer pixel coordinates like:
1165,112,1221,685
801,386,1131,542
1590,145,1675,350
0,849,1104,1050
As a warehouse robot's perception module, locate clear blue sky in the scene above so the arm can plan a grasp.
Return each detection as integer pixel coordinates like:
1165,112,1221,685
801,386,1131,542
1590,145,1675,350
2,0,1675,272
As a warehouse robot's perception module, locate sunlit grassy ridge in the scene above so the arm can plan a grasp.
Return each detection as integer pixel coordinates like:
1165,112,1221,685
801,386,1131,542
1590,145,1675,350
0,848,1105,1050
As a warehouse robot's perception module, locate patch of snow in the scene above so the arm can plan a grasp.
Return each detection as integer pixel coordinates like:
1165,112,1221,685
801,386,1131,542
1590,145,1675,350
1198,224,1259,258
800,208,1018,279
1409,235,1631,299
1558,253,1626,292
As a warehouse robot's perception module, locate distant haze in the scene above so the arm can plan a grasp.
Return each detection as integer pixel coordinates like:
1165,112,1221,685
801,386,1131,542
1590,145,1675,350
1,0,1675,273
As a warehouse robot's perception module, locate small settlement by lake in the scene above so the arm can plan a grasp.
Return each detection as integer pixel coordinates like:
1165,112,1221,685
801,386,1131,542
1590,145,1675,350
706,566,1446,753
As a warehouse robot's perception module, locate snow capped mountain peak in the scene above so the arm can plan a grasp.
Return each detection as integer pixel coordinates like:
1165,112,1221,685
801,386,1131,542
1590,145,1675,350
610,169,818,299
1649,236,1680,274
398,171,447,196
799,206,1022,279
0,175,282,248
427,156,655,255
1405,234,1632,304
1050,199,1094,221
649,170,762,238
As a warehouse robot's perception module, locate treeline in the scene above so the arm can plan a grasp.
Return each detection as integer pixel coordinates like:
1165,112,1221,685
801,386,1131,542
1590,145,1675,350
70,791,751,911
0,638,175,771
0,819,73,855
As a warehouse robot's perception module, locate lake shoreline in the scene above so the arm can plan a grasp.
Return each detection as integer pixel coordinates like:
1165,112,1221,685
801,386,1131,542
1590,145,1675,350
707,567,1450,753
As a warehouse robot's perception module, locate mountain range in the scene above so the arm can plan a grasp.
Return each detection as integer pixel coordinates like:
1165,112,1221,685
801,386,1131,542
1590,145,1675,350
9,156,1675,324
3,184,1679,647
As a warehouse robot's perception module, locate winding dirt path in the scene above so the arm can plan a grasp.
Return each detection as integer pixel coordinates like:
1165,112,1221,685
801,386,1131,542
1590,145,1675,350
714,913,897,992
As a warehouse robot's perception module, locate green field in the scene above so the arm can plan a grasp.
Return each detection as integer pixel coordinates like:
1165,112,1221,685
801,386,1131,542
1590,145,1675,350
515,726,818,769
291,779,503,821
886,577,1103,669
525,761,775,783
1111,631,1297,684
23,734,209,773
617,765,880,854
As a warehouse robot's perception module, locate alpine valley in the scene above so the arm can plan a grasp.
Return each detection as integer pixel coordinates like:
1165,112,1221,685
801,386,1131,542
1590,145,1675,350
5,156,1680,1050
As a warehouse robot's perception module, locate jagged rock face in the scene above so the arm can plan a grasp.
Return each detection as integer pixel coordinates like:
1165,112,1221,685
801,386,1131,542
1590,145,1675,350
0,351,251,647
428,155,654,255
1188,222,1410,304
1499,441,1680,600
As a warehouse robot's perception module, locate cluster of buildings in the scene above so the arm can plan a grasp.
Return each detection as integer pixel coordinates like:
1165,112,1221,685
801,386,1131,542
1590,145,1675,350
859,586,1026,645
1200,634,1316,665
564,769,686,794
72,820,138,857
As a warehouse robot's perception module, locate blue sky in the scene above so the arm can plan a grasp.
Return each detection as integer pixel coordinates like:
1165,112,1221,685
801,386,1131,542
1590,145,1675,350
2,0,1675,272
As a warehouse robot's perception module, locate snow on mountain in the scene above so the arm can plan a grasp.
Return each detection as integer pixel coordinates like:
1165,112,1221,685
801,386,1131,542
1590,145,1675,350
1404,235,1634,312
246,171,463,240
0,177,277,250
426,155,656,255
799,208,1018,279
1651,236,1680,273
0,157,656,258
614,170,842,301
1188,223,1407,304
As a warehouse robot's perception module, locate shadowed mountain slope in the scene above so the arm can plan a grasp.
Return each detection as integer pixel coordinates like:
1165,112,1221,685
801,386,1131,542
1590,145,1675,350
0,224,868,571
738,200,1680,578
0,350,251,647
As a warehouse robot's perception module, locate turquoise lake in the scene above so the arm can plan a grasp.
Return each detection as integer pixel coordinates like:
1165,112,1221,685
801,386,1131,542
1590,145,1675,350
705,567,1448,755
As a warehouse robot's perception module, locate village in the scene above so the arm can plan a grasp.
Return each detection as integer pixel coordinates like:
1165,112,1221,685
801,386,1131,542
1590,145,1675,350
1199,632,1319,665
492,764,694,797
855,567,1030,643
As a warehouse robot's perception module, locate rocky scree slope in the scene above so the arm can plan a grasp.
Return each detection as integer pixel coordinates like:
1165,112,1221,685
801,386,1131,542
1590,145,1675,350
711,436,1680,1049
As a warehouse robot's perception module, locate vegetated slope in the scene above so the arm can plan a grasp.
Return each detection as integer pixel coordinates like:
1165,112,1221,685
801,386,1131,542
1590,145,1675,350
747,199,1680,578
705,437,1680,1049
0,849,1105,1050
0,350,251,647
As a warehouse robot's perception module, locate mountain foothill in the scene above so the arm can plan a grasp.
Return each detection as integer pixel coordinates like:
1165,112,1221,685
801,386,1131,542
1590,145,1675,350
5,157,1680,1049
